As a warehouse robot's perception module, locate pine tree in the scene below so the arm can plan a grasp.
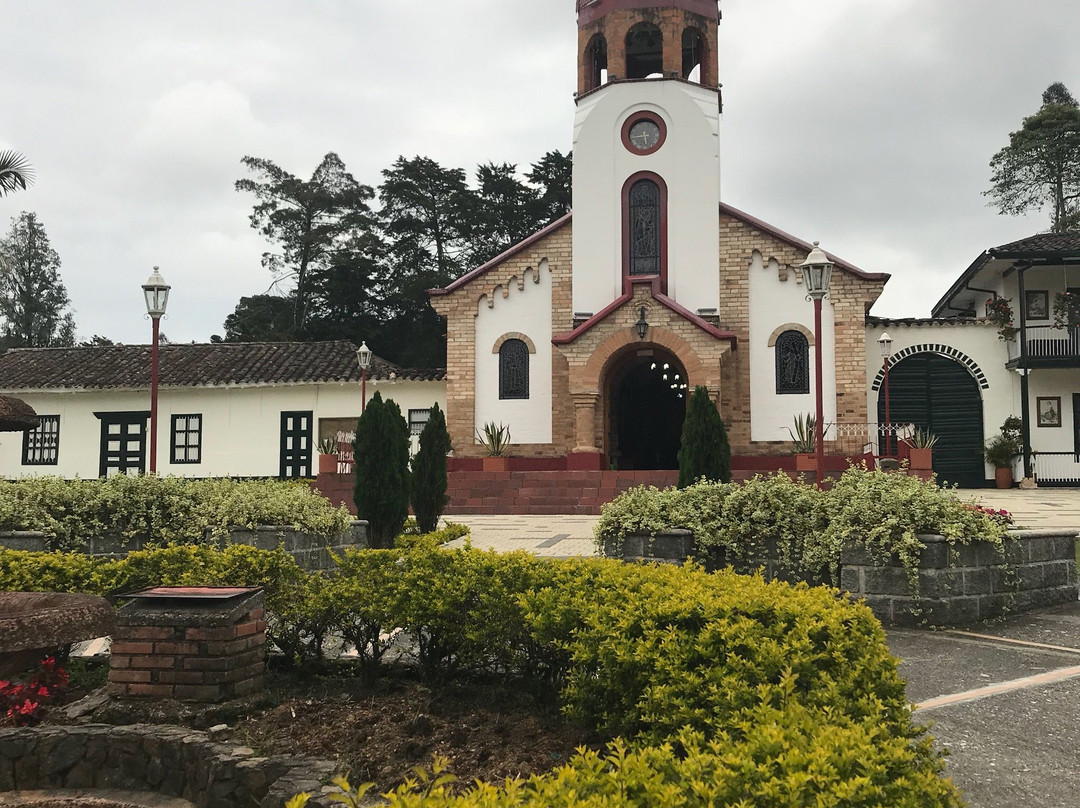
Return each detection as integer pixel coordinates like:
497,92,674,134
0,212,76,347
353,391,410,548
677,386,731,487
410,403,451,533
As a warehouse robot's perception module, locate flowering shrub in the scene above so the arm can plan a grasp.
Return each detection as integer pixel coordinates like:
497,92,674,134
0,656,69,726
985,296,1017,340
964,503,1013,526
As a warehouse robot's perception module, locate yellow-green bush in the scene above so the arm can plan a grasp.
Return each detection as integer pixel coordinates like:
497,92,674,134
0,475,352,551
0,544,963,806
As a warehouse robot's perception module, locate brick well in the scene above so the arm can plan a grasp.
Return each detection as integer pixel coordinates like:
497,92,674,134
108,586,265,703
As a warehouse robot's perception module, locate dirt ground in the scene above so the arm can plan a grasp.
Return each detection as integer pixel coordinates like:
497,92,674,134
229,665,601,794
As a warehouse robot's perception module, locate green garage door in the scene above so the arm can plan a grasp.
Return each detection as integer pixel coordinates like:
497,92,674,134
878,354,985,488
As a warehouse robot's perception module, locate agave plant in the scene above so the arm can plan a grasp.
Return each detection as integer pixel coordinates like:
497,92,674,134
784,413,816,454
905,427,939,450
476,422,511,456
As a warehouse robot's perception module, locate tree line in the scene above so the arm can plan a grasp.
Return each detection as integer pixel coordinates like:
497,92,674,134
223,150,572,368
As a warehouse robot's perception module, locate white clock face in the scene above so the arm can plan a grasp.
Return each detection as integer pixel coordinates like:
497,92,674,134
629,120,661,151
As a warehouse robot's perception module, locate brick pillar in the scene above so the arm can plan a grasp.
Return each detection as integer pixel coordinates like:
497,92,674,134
569,392,604,470
109,588,265,703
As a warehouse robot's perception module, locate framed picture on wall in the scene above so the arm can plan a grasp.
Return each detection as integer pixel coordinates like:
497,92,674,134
1037,396,1062,428
1025,290,1050,321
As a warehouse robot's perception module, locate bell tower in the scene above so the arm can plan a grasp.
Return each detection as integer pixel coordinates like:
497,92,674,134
571,0,722,317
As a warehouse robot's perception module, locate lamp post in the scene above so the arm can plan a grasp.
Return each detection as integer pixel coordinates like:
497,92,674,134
142,267,170,474
356,341,372,413
801,242,833,486
877,332,893,458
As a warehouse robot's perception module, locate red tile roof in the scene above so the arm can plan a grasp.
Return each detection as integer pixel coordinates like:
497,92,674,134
0,341,444,392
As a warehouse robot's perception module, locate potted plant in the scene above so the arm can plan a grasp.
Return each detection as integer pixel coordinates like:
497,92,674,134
785,413,817,471
317,437,339,475
985,297,1018,341
903,427,937,471
1052,290,1080,329
476,422,511,471
984,417,1021,488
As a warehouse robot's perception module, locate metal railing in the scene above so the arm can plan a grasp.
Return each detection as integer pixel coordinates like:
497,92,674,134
1008,325,1080,361
831,422,916,457
1032,452,1080,485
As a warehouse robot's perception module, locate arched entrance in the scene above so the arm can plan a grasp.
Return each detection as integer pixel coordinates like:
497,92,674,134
878,354,985,488
606,347,687,470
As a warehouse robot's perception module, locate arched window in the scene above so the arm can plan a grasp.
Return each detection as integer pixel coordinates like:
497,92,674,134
775,330,810,394
625,23,663,79
583,34,608,92
682,28,708,84
628,179,661,276
499,339,530,399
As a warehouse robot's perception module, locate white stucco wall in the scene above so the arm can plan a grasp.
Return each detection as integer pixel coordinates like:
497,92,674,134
864,321,1016,477
0,380,445,479
473,262,553,445
749,252,836,441
572,80,721,316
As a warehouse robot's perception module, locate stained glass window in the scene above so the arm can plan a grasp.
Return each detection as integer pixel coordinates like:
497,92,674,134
499,339,529,400
628,179,661,276
775,331,809,394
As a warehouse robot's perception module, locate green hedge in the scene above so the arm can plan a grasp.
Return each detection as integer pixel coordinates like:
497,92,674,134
0,543,962,806
597,467,1008,590
0,476,353,551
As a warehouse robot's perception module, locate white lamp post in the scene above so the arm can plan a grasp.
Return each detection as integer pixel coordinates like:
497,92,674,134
142,267,170,474
801,242,833,486
877,332,893,457
356,341,373,413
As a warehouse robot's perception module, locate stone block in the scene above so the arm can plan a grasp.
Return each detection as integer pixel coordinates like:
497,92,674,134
918,541,949,569
1042,562,1073,588
962,567,992,595
863,566,910,597
839,566,862,593
917,569,961,599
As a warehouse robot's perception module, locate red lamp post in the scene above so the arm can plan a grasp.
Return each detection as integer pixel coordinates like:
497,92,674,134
356,341,372,413
801,242,834,487
141,267,170,474
878,332,893,457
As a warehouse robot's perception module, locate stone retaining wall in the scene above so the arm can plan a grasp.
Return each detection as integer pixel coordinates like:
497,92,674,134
840,530,1079,626
0,724,338,808
0,523,368,572
614,529,1079,626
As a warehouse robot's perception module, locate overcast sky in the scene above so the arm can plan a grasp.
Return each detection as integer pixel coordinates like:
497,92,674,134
3,0,1079,345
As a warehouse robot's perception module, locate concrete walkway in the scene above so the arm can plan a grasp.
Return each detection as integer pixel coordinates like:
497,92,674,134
447,487,1080,556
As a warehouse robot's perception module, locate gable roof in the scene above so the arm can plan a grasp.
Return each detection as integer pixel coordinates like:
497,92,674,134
0,341,444,393
931,230,1080,317
429,205,888,298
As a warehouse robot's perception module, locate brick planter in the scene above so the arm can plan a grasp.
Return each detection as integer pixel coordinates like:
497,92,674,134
108,588,265,703
840,530,1079,626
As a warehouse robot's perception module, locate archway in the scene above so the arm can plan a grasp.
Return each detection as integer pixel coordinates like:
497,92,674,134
877,353,985,488
606,346,687,470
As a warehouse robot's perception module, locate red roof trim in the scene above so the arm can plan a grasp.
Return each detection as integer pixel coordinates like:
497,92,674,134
552,279,737,346
718,202,890,282
429,214,572,297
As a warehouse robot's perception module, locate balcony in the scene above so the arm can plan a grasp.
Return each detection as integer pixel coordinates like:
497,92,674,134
1006,325,1080,368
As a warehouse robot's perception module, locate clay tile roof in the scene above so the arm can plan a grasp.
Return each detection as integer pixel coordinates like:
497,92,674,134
991,231,1080,257
0,395,39,431
0,342,445,392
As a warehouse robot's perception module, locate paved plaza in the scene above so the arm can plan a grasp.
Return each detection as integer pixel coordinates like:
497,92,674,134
446,487,1080,808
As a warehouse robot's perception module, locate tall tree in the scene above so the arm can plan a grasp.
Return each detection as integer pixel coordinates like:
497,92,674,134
677,386,731,487
0,150,33,197
469,162,543,265
235,153,378,330
378,156,476,286
223,294,298,342
986,83,1080,232
353,391,410,548
526,149,573,225
411,402,451,533
0,212,75,347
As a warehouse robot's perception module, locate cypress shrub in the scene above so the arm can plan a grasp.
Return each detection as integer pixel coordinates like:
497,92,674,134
411,402,451,533
677,385,731,487
353,391,410,548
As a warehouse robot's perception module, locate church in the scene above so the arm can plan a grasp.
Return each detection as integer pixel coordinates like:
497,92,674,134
430,0,890,476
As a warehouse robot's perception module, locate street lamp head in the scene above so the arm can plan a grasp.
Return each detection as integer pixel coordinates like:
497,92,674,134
800,241,834,301
877,331,893,358
142,266,170,318
634,307,649,340
356,341,373,371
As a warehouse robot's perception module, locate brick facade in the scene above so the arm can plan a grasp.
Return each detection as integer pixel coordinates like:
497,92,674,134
431,209,886,465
